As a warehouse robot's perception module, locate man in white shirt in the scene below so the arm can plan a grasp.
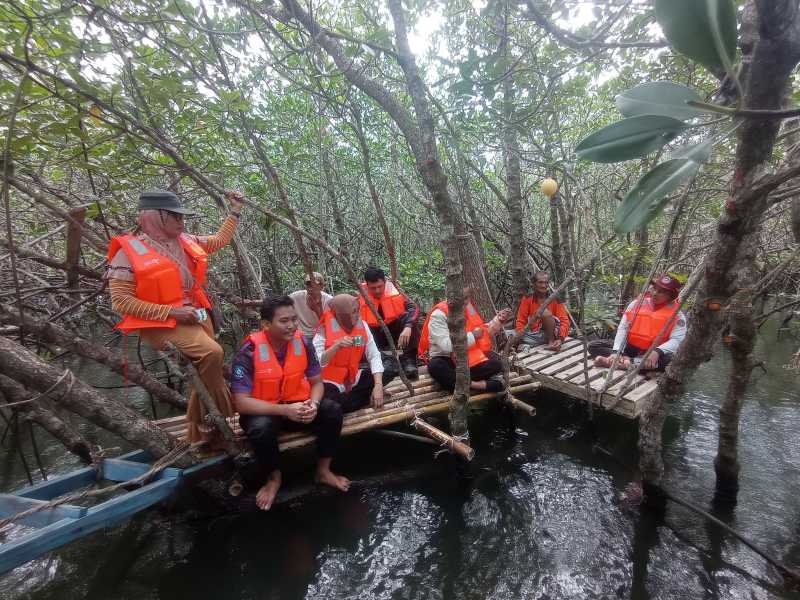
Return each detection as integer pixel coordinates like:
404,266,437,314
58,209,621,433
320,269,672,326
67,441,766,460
591,274,687,371
421,288,510,393
289,271,333,340
314,294,385,413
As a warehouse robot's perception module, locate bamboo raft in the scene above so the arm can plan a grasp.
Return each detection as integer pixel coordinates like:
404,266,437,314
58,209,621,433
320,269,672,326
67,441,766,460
153,371,540,452
513,337,658,418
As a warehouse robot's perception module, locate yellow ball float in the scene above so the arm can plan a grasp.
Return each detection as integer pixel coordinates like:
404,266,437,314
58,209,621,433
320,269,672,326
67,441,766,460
540,178,558,198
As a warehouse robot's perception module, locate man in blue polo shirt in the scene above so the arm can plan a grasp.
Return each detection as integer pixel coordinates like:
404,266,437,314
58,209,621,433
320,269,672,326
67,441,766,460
231,295,350,510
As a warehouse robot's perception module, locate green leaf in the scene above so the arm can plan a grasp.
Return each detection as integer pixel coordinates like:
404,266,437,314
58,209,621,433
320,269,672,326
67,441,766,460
575,115,686,163
655,0,737,72
668,138,714,162
616,81,708,120
615,155,704,233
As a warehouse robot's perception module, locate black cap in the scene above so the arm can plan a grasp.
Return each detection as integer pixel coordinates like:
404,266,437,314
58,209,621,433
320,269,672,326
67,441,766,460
137,190,195,215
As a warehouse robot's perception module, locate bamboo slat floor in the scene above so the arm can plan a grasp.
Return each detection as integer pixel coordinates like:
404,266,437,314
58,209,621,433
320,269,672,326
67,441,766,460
153,372,540,451
513,337,658,418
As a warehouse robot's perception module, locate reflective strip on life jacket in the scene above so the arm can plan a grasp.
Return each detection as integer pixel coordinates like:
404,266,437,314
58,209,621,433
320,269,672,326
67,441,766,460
359,280,407,326
249,330,311,403
319,310,367,386
107,234,211,333
624,297,679,351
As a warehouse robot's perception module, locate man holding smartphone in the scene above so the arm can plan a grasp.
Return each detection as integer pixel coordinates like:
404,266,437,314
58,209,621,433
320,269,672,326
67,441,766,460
231,295,350,511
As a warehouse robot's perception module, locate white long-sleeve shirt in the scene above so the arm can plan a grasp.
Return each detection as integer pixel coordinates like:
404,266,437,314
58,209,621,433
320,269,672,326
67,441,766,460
313,321,384,391
613,298,687,355
427,305,504,358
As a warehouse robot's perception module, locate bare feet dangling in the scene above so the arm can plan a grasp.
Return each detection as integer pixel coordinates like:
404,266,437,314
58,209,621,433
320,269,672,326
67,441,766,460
255,471,282,511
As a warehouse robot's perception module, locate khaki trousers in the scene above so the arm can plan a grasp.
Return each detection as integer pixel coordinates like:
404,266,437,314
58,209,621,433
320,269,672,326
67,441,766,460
141,319,233,443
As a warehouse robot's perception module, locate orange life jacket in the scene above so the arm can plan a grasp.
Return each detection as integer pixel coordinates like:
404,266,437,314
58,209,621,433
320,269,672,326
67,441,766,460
624,295,680,351
248,330,311,403
419,300,491,367
107,234,211,332
319,310,367,386
359,280,407,326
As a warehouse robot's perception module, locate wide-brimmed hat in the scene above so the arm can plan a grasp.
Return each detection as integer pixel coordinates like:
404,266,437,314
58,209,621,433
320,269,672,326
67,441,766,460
137,190,195,215
651,273,682,295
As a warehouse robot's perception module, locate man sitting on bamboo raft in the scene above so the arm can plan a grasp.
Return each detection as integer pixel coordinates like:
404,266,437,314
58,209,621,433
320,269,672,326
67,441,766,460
107,189,243,445
420,287,510,393
590,273,686,371
231,295,350,511
289,271,332,342
314,294,386,413
514,271,570,351
359,266,420,381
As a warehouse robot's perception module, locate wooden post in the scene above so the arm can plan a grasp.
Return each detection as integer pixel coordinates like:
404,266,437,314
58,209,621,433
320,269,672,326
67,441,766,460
65,206,87,289
162,343,238,456
411,418,475,461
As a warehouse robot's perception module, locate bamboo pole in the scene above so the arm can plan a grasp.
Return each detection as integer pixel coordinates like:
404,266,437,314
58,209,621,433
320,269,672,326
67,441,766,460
498,391,538,416
411,418,475,461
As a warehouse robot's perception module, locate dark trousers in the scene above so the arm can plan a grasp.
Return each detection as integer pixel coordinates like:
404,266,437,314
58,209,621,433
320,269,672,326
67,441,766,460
239,397,343,477
587,340,672,371
370,318,419,366
428,352,503,392
324,370,377,414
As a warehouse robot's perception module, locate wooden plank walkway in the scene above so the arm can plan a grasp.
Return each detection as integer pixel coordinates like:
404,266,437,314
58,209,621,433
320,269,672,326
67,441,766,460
513,338,658,418
153,371,540,450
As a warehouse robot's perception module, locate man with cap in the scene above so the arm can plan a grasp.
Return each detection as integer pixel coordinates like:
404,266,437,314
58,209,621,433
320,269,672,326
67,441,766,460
107,189,244,444
591,273,686,371
289,271,332,342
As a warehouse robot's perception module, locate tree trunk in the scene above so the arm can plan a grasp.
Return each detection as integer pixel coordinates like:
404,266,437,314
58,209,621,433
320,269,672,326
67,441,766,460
714,240,758,501
65,206,86,289
0,304,187,409
549,194,564,283
503,74,530,304
638,1,800,490
351,109,399,282
0,336,186,463
0,374,94,464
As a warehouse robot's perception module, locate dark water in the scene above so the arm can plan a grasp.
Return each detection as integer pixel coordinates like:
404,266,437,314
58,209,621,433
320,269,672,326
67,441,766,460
1,326,799,600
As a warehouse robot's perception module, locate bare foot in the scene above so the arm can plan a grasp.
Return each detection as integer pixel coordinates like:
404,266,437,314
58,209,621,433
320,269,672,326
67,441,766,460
315,468,351,492
594,356,611,368
256,472,281,511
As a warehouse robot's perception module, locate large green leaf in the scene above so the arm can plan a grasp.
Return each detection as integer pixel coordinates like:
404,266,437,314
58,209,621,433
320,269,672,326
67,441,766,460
655,0,737,72
614,150,708,233
616,81,708,120
575,115,686,163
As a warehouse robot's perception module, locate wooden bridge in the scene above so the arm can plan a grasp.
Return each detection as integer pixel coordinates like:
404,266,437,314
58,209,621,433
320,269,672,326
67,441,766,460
513,337,658,418
152,370,540,452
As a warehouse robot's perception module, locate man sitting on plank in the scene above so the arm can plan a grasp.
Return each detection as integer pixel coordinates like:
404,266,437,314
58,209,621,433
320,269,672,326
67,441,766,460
514,271,570,351
289,271,332,342
420,286,510,393
590,274,686,371
231,295,350,510
358,266,420,380
314,294,386,413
